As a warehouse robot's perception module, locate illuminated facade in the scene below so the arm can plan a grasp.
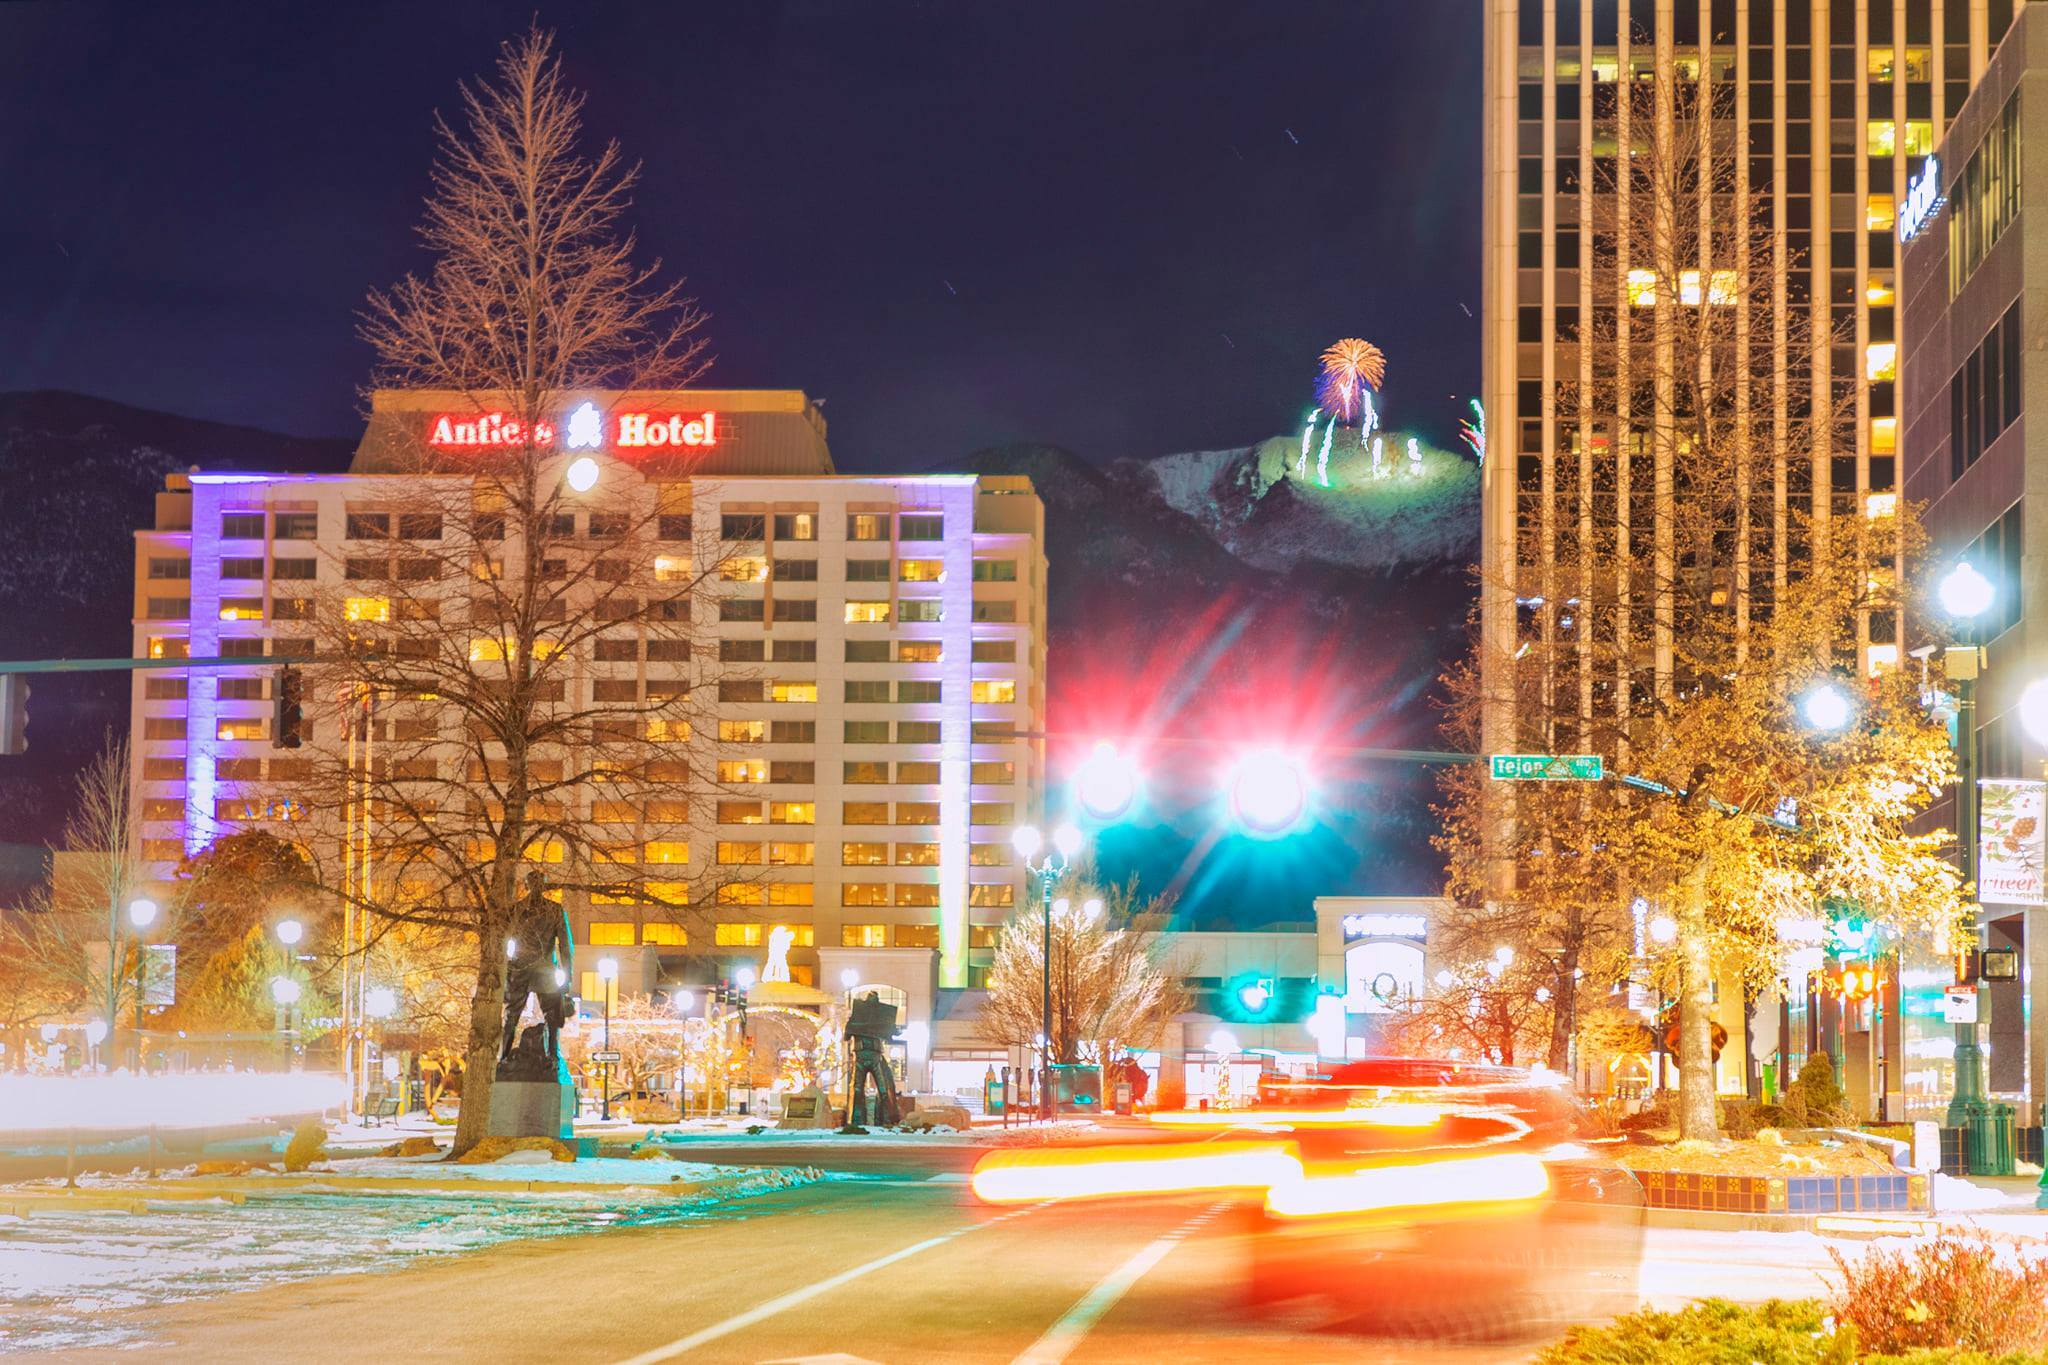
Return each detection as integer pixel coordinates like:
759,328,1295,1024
127,389,1048,1011
1483,1,2020,723
1902,6,2044,1107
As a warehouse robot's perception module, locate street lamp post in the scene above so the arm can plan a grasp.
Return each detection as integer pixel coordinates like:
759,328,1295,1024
596,956,618,1121
1939,562,1994,1128
125,897,158,1070
1013,822,1083,1121
270,976,301,1070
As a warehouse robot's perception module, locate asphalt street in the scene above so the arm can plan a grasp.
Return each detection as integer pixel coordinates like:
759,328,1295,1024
21,1138,1854,1365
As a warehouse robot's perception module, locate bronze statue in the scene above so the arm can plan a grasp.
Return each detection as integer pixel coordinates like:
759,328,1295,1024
843,991,904,1127
499,870,574,1074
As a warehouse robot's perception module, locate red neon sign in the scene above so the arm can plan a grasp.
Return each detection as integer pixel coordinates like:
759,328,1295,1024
425,409,715,450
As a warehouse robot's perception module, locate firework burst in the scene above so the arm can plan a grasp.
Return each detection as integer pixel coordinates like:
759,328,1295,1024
1317,338,1386,422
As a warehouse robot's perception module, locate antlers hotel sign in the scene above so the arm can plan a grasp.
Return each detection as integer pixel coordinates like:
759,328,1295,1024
427,401,718,451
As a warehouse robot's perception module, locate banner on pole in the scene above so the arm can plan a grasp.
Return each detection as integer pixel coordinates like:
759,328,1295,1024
1979,779,2048,906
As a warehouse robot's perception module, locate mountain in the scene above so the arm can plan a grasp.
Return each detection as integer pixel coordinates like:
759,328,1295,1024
0,392,1482,925
0,392,352,865
941,427,1478,926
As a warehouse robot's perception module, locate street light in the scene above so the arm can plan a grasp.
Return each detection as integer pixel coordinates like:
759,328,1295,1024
123,897,160,1071
364,986,397,1019
271,976,300,1005
596,956,619,1121
1073,741,1140,823
275,919,303,947
1938,562,1996,1135
1800,683,1853,732
565,455,601,493
1226,749,1308,835
127,898,158,930
1015,821,1084,1120
839,968,860,990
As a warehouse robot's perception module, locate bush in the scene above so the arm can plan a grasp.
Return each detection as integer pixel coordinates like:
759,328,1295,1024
1783,1053,1852,1127
282,1121,327,1172
1537,1297,2048,1364
1831,1234,2048,1356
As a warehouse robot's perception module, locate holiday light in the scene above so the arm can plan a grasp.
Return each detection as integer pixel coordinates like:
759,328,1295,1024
1297,411,1317,478
1407,436,1422,476
1315,414,1336,487
1460,398,1487,464
1318,338,1386,422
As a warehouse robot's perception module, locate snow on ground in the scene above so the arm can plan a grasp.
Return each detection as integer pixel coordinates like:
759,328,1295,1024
0,1165,828,1354
271,1153,822,1189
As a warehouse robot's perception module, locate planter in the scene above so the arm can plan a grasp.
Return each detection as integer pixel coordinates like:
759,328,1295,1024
1633,1168,1928,1214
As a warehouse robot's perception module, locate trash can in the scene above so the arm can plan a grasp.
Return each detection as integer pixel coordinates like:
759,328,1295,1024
1967,1101,2017,1177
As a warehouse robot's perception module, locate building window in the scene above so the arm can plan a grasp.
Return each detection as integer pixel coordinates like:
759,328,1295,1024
718,759,769,784
773,512,816,541
654,554,692,582
842,883,890,907
970,802,1014,826
1951,301,2022,478
898,641,942,663
845,639,889,663
642,922,687,946
769,681,817,703
216,719,265,742
844,801,890,825
146,637,187,660
895,884,940,908
969,884,1015,908
897,721,940,744
147,557,190,580
845,680,890,704
970,842,1013,867
843,842,888,866
777,598,819,623
896,802,939,825
896,761,939,784
143,717,187,740
770,720,815,743
218,677,265,700
768,760,815,783
972,761,1015,785
898,514,942,540
767,841,813,866
842,923,887,947
715,922,765,946
897,681,940,703
845,720,890,744
721,639,766,663
721,556,769,582
971,640,1016,663
1950,90,2023,298
893,923,940,948
143,677,188,700
971,560,1017,582
900,600,944,623
770,801,814,824
644,840,690,865
589,921,636,947
721,719,766,743
845,601,891,624
221,512,266,539
774,558,819,582
1962,499,2025,640
971,680,1016,704
899,559,944,582
847,513,888,542
721,514,766,541
220,557,265,580
844,761,890,784
719,800,766,825
895,842,939,866
146,597,190,620
970,600,1014,622
721,597,765,622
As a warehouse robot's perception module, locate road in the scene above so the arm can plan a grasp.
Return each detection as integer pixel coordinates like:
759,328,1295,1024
23,1141,1854,1365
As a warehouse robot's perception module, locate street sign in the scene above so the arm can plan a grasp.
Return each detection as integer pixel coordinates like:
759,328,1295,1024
591,1049,622,1064
1943,986,1979,1024
1489,753,1604,782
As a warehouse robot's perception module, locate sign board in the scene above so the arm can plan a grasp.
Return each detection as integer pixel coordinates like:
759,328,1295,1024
591,1049,622,1064
1943,985,1979,1024
1899,156,1945,241
1490,753,1603,782
1979,779,2048,906
1341,912,1428,941
426,402,719,451
142,944,176,1007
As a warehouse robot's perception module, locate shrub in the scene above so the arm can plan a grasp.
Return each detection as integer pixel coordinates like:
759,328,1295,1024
282,1121,327,1172
1783,1053,1852,1127
1537,1297,2048,1364
1830,1234,2048,1356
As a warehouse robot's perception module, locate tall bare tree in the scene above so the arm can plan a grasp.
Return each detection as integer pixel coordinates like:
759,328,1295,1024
1448,54,1962,1137
289,24,725,1155
980,879,1186,1069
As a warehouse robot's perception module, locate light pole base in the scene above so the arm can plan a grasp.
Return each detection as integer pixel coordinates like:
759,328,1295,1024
1945,1036,1987,1130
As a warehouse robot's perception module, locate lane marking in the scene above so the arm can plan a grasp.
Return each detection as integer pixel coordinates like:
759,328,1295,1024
1009,1202,1227,1364
609,1205,1041,1363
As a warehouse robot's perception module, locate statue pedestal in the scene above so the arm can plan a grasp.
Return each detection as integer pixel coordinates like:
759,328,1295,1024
487,1079,575,1140
489,1024,575,1140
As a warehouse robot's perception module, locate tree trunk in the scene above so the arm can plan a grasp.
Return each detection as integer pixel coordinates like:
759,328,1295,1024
1676,891,1718,1140
1547,944,1580,1072
449,934,507,1157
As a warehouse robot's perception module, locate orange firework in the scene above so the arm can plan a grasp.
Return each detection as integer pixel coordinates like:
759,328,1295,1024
1318,338,1386,422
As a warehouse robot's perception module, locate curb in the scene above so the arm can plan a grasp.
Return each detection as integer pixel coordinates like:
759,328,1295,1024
124,1173,723,1198
0,1188,249,1216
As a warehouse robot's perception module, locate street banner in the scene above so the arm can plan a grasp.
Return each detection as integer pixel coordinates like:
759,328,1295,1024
1978,779,2048,906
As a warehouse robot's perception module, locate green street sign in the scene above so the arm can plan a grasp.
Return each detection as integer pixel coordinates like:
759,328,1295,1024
1489,753,1604,782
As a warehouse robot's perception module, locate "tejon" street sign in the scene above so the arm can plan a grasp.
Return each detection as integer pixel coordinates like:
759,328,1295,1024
1489,753,1604,782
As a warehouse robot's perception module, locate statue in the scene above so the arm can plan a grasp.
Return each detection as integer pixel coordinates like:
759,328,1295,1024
763,924,795,984
843,991,903,1127
498,870,574,1079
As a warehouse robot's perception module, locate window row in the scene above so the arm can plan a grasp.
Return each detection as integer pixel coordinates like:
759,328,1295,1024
843,760,1014,786
841,841,1012,867
720,557,1019,584
1950,300,2022,480
723,512,946,542
219,509,697,543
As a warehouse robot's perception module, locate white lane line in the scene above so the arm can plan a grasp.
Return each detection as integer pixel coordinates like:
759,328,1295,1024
1009,1203,1225,1365
608,1206,1039,1364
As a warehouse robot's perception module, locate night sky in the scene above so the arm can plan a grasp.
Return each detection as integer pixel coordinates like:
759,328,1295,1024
0,1,1480,468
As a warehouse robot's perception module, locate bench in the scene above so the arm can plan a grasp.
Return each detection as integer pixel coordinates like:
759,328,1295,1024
363,1094,403,1126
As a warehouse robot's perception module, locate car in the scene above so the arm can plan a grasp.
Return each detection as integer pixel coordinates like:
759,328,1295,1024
1238,1058,1645,1341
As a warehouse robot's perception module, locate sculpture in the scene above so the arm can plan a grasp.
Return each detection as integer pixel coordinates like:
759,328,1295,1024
843,991,903,1127
498,870,574,1077
764,924,795,984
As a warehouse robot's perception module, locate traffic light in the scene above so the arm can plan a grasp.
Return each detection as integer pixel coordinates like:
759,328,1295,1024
272,665,303,749
1231,974,1277,1018
0,675,27,755
1840,960,1879,1000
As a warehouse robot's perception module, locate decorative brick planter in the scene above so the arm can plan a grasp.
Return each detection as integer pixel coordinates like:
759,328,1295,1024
1634,1168,1928,1214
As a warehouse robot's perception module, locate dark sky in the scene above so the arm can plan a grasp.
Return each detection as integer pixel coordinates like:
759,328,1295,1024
0,1,1480,470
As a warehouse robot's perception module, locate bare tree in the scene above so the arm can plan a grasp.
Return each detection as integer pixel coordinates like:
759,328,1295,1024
276,24,728,1155
980,879,1187,1068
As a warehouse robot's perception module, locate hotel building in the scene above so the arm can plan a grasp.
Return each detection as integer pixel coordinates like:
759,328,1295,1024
127,389,1047,1087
